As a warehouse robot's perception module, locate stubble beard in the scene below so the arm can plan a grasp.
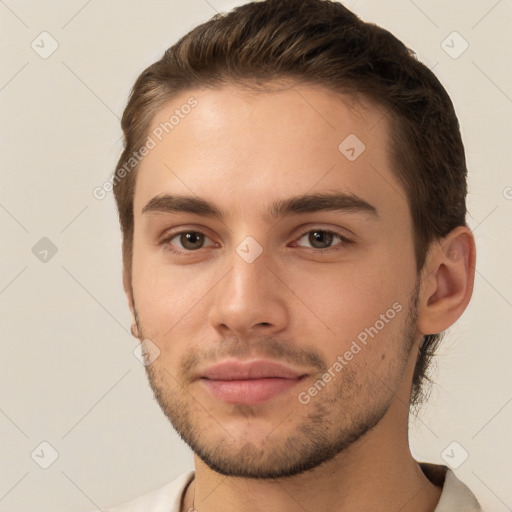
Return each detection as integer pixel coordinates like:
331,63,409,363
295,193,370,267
134,287,419,479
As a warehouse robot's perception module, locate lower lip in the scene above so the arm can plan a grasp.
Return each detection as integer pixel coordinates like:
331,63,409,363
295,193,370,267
201,377,304,405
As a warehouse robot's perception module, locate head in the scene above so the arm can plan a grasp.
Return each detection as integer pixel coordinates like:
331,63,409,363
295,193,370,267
113,0,475,477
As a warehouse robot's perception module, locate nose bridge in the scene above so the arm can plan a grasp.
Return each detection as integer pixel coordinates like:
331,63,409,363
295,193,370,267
209,237,288,335
223,240,273,307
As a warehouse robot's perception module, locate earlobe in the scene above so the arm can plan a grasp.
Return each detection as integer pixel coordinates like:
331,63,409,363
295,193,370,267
417,226,476,335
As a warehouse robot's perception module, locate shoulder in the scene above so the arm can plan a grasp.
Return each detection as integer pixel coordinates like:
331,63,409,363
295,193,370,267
420,462,481,512
437,468,482,512
94,470,195,512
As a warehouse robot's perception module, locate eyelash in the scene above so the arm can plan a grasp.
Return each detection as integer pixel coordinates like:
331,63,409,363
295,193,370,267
160,228,352,256
293,229,352,253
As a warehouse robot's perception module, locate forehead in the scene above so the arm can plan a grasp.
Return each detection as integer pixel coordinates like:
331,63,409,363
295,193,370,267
134,82,408,225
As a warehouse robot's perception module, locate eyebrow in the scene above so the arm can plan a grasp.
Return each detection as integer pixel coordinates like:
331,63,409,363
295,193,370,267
141,192,378,220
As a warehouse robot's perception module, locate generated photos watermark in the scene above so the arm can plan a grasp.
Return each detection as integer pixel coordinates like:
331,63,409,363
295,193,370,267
298,301,403,404
93,97,198,200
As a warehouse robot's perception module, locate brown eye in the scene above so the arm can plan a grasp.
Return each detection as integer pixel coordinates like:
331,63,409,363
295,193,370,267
307,230,335,249
163,230,216,254
291,228,353,255
296,229,345,250
178,232,205,250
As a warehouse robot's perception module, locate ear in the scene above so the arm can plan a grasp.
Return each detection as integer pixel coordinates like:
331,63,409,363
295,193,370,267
417,226,476,335
123,267,139,339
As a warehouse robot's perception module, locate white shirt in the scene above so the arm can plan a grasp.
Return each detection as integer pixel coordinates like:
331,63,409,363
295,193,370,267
100,463,482,512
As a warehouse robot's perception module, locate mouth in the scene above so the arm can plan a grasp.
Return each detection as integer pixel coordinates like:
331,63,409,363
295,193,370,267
198,359,309,405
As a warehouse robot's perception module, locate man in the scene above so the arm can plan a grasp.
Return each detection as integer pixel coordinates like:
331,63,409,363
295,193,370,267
104,0,480,510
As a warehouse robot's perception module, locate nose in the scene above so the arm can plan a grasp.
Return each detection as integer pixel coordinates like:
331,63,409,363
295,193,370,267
208,244,289,338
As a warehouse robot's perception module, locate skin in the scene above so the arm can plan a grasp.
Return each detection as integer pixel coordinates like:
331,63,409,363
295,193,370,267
124,81,476,512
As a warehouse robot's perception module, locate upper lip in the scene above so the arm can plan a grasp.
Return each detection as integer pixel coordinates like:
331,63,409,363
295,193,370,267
199,359,308,380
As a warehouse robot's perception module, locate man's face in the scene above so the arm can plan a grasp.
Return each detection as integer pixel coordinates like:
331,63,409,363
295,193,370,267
129,82,420,477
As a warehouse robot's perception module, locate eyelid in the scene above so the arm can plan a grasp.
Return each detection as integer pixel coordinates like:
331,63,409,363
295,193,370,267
292,227,353,251
175,232,215,246
161,227,217,251
291,219,354,239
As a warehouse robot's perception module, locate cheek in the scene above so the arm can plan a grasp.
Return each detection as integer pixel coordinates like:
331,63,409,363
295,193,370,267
290,266,392,331
288,257,412,361
131,242,209,341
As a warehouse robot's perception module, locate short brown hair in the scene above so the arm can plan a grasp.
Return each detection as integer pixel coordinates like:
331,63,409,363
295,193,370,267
113,0,468,409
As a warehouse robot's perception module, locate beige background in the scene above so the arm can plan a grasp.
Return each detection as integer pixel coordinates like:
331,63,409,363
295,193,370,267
0,0,511,511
